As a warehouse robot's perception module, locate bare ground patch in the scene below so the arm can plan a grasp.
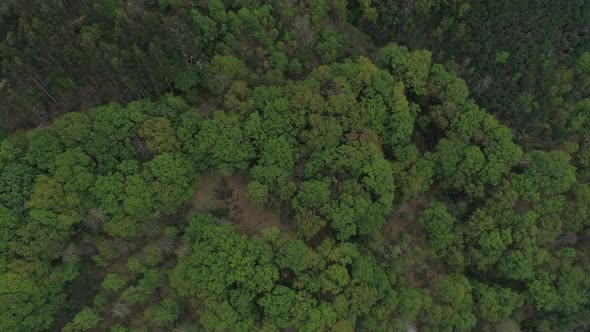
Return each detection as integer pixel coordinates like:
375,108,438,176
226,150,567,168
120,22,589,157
382,188,438,246
382,188,447,288
189,173,291,236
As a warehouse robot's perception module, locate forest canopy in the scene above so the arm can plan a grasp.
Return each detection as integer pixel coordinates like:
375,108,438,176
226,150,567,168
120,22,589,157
1,0,589,331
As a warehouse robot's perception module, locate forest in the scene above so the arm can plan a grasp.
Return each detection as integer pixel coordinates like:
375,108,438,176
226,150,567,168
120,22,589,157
1,0,589,331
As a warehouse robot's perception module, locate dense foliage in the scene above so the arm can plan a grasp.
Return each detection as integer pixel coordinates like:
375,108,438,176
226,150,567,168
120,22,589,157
1,1,589,331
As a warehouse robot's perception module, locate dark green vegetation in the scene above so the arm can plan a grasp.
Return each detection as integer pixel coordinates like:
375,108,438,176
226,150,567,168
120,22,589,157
1,1,590,331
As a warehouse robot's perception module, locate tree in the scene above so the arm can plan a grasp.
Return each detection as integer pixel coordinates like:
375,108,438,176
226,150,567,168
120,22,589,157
0,162,36,215
120,269,165,305
473,282,522,322
436,106,522,196
25,129,63,171
206,55,250,95
63,307,101,331
425,274,476,331
196,111,255,173
101,273,129,292
428,64,469,106
498,250,535,281
144,152,194,214
245,181,269,207
0,271,63,331
294,208,327,241
137,117,181,154
295,180,331,209
315,29,349,64
170,214,278,299
378,44,432,95
513,150,576,201
275,238,317,274
145,298,181,328
250,136,297,200
418,202,455,257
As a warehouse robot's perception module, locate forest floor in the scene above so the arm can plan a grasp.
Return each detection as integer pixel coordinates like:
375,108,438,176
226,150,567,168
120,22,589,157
382,189,438,245
382,188,445,289
188,173,291,235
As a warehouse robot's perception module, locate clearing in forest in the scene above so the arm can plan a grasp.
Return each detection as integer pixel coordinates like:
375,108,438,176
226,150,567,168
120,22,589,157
189,173,291,235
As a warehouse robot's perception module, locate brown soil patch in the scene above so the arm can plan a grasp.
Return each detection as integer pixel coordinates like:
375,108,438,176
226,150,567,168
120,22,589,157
382,188,446,289
189,173,291,236
382,188,437,245
197,100,216,117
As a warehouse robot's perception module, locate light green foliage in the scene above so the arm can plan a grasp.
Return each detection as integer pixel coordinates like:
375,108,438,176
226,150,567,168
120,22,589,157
308,142,395,240
495,51,510,64
257,286,298,329
563,183,590,231
513,150,576,201
142,243,164,266
123,174,154,218
436,106,522,196
379,44,432,95
102,273,129,292
197,111,255,173
92,172,126,215
0,272,63,331
170,214,278,298
428,64,469,105
568,99,590,134
384,82,415,151
63,307,101,331
398,287,432,322
578,52,590,75
103,215,139,238
392,145,435,202
498,250,535,281
145,153,194,214
53,113,92,148
0,205,20,257
528,275,559,311
25,129,63,170
0,162,36,214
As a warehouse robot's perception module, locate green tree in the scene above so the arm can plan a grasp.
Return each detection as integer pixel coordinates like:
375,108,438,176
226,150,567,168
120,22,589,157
425,274,476,331
144,153,194,214
473,282,522,322
378,44,432,95
63,307,101,331
137,117,181,154
206,55,250,95
196,111,255,173
295,180,331,209
145,298,181,328
245,181,269,207
102,273,129,292
418,202,455,257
